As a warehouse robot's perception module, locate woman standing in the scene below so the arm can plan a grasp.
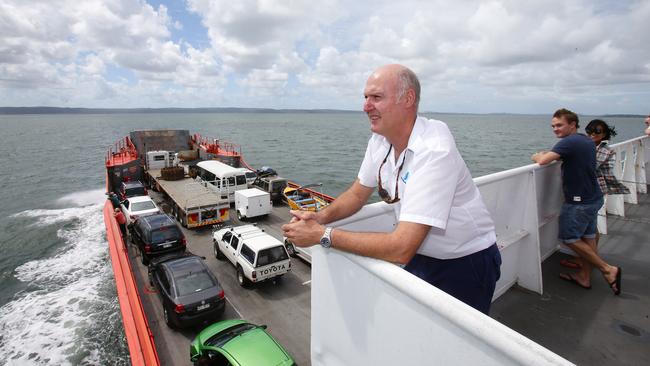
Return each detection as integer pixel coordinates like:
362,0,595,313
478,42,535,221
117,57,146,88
560,119,630,270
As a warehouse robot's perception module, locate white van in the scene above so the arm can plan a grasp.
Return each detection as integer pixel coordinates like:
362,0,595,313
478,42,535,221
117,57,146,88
196,161,248,202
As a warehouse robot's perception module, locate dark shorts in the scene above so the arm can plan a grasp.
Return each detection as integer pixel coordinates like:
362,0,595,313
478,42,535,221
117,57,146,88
404,243,501,314
558,197,603,244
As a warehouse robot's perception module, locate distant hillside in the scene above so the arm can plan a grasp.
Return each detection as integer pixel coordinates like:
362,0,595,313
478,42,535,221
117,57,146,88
0,107,359,115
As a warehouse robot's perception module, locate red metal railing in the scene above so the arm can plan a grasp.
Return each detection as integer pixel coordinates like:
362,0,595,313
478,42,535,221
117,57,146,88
106,136,138,167
103,200,160,366
193,133,242,157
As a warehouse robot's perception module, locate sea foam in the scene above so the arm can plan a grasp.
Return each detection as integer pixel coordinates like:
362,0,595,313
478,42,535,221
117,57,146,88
0,190,128,365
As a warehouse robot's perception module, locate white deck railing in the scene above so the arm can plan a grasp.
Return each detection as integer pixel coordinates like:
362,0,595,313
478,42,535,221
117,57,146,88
310,136,648,366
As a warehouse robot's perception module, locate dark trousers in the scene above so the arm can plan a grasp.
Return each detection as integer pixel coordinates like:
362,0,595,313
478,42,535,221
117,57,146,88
404,243,501,314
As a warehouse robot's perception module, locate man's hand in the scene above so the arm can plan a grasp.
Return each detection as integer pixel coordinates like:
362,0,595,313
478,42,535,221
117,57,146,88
282,211,325,247
531,150,560,165
289,209,319,223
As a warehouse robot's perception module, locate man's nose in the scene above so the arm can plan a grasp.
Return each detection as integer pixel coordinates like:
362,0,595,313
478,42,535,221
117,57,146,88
363,99,373,112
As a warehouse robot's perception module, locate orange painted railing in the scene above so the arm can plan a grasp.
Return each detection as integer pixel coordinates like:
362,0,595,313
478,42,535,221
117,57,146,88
193,133,241,157
103,201,160,366
106,136,138,167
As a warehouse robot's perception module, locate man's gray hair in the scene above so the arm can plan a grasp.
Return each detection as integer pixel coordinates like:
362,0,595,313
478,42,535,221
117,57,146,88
396,67,420,110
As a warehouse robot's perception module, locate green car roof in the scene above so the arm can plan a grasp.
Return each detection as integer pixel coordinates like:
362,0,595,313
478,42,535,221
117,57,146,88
192,319,294,366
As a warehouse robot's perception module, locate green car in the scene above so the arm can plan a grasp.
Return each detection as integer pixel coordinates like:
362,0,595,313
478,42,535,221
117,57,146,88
190,319,296,366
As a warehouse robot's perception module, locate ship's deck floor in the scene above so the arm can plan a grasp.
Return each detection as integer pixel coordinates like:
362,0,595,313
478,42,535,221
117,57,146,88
127,193,312,366
491,190,650,365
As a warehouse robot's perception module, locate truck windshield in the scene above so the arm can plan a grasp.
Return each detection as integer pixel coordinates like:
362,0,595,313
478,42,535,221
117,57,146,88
256,246,289,267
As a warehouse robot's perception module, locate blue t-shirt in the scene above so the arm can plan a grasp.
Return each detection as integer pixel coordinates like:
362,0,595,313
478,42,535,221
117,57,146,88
551,133,602,204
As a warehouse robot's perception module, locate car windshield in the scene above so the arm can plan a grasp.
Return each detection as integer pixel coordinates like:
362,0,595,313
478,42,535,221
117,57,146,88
151,227,181,244
131,201,156,212
126,187,146,196
206,323,258,347
256,246,289,267
175,271,216,296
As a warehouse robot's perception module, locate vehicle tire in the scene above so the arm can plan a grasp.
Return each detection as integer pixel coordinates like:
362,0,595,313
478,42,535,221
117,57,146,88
285,240,296,257
237,266,249,288
163,307,175,328
213,241,224,260
236,210,244,221
148,270,154,286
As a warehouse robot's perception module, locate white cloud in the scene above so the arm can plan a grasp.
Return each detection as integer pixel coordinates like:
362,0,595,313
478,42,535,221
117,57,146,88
0,0,648,113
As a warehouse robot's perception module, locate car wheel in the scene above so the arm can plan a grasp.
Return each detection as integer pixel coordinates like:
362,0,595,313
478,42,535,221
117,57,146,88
163,307,174,328
236,210,244,221
285,240,296,257
237,266,249,287
213,241,224,260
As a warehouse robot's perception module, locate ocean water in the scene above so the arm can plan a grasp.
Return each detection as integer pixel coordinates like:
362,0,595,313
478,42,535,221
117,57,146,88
0,112,645,365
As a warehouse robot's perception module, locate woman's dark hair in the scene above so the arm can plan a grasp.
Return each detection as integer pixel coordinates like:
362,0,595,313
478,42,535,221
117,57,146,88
586,119,617,141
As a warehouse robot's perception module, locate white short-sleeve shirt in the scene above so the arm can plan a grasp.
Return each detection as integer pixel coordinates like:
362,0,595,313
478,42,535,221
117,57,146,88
358,116,496,259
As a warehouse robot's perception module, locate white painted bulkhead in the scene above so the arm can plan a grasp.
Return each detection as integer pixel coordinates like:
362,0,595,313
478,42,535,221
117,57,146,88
309,136,648,366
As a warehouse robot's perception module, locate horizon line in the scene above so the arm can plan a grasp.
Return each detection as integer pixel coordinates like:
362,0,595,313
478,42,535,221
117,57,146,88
0,106,644,118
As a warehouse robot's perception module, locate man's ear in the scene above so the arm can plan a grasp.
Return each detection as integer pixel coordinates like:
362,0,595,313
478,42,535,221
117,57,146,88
404,89,416,108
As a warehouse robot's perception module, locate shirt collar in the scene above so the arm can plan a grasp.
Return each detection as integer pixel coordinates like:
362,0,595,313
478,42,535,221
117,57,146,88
375,115,424,159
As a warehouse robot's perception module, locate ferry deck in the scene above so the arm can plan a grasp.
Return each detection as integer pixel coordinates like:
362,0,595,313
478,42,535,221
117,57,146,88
491,190,650,365
126,200,312,365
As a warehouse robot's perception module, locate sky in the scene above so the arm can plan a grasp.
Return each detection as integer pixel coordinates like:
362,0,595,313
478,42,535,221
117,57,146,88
0,0,649,114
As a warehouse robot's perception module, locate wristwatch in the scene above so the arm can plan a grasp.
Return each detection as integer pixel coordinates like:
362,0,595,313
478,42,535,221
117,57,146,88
320,227,333,248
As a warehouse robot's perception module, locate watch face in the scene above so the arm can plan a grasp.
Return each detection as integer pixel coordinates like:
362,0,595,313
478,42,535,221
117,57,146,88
320,237,331,248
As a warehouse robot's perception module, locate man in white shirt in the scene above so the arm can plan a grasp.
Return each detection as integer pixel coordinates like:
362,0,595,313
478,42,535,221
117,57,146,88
282,64,501,314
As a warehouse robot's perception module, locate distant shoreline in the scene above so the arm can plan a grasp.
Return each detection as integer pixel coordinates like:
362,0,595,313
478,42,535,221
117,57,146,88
0,107,643,118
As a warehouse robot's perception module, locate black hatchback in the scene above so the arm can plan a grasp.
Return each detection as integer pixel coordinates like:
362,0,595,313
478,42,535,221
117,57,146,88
120,180,147,200
149,253,226,329
130,214,186,265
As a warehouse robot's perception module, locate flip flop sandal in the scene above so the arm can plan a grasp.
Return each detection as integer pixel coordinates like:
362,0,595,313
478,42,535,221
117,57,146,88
560,259,581,269
559,273,591,289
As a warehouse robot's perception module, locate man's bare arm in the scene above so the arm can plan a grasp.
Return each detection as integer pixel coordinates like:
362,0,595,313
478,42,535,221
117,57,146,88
531,151,560,165
313,179,374,224
282,219,430,265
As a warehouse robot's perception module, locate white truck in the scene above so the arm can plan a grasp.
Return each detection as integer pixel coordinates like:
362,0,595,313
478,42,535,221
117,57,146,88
212,224,291,287
147,168,230,229
235,188,272,220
